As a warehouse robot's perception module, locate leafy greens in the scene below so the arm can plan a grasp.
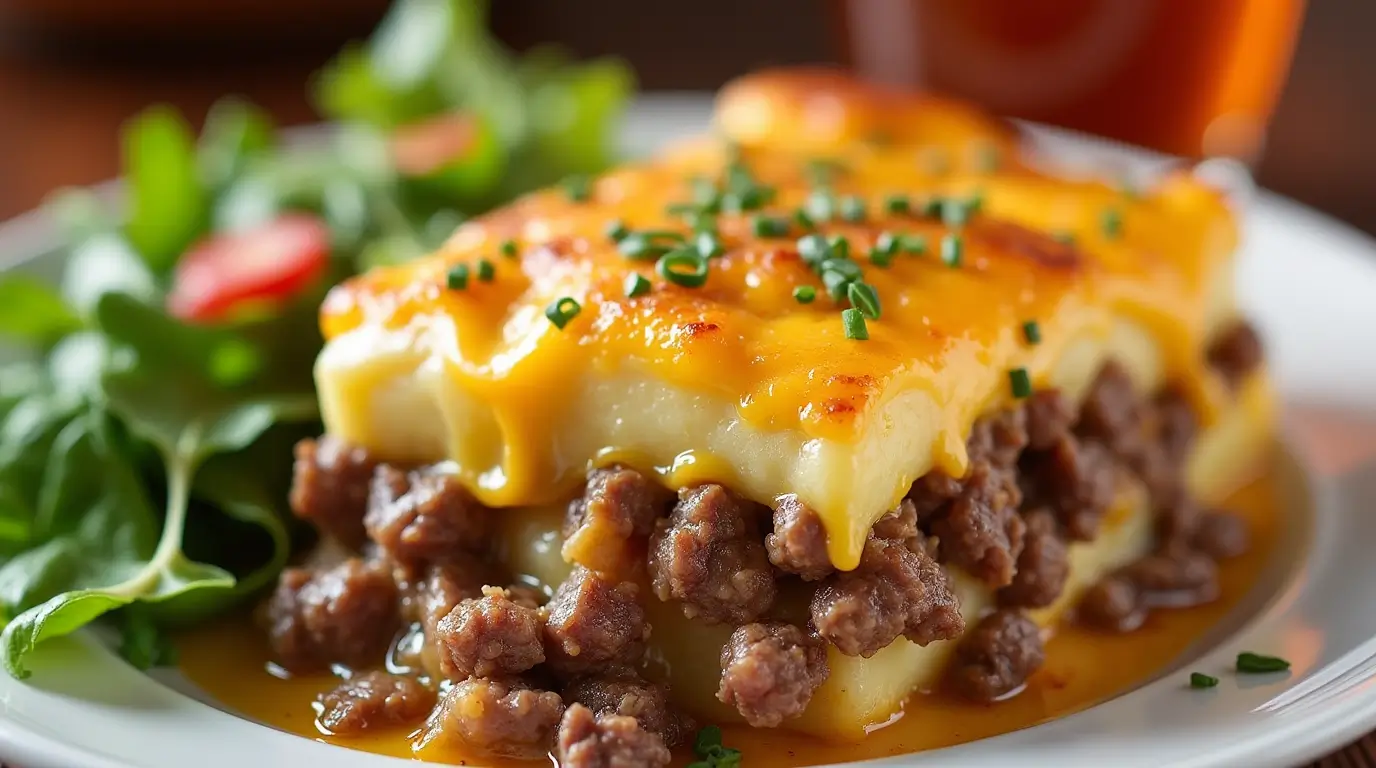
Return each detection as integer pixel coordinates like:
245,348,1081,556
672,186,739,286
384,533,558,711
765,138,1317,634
0,0,632,678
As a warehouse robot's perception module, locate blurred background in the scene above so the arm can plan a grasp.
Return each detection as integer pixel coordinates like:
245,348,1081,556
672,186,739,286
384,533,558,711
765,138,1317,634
0,0,1372,232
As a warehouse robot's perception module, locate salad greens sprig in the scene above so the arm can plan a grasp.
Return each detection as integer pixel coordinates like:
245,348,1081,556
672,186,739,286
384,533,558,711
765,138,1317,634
0,0,632,678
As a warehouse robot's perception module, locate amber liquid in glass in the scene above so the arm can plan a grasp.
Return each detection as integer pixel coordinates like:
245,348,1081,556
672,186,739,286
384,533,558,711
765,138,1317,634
833,0,1306,161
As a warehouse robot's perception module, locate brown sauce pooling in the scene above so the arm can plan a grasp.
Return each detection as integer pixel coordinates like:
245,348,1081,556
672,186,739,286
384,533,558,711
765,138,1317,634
179,473,1278,767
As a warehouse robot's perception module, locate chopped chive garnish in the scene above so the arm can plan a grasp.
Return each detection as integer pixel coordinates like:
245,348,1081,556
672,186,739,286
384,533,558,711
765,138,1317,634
695,231,725,259
902,234,928,255
839,195,867,223
1052,230,1076,245
692,725,741,767
1101,207,1123,239
695,725,723,755
822,269,853,302
500,239,519,258
618,235,668,260
656,248,711,288
636,229,687,242
847,282,881,319
476,258,495,282
624,272,651,298
618,231,685,261
561,174,592,202
798,234,831,264
665,202,699,217
446,264,470,290
941,233,964,267
1009,367,1032,398
875,231,900,256
868,246,894,268
691,177,722,212
719,159,775,213
827,234,851,260
792,208,815,230
1190,672,1219,689
883,194,911,215
707,748,740,766
545,296,581,329
918,197,944,219
966,192,985,215
725,161,753,190
718,192,745,214
842,308,869,340
1236,652,1290,674
941,198,971,227
689,212,718,234
1022,320,1042,345
793,285,816,304
822,258,862,281
751,215,791,238
603,220,629,242
805,189,836,221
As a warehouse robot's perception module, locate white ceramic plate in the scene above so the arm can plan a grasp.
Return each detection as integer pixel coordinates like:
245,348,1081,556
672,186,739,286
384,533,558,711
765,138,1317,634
4,98,1376,768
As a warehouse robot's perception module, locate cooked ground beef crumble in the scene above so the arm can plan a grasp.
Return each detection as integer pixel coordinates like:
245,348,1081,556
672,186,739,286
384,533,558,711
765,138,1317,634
267,324,1263,758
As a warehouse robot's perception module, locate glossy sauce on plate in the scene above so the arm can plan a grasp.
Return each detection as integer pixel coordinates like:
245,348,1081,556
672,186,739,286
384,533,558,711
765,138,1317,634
178,472,1279,767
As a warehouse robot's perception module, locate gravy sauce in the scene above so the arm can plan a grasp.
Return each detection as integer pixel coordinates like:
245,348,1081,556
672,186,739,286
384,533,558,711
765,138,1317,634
180,474,1279,767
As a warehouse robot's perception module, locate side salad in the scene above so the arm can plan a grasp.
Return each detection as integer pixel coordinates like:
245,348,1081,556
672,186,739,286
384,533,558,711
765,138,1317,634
0,0,633,678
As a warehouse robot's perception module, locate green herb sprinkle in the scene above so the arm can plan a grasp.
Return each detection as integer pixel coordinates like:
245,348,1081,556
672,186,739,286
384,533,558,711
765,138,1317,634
1190,672,1219,689
839,195,867,223
1101,207,1123,239
847,282,881,320
751,215,791,238
941,233,963,268
656,248,710,288
604,220,629,242
624,273,651,298
843,308,869,340
695,231,724,259
1236,652,1290,674
446,264,470,291
545,297,581,329
1009,367,1032,398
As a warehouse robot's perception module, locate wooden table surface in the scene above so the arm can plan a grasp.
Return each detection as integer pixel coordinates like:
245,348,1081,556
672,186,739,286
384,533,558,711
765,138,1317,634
0,3,1373,766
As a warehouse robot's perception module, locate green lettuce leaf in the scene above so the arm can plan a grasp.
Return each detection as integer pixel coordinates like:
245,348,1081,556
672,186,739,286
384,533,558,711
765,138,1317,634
122,106,209,273
198,97,276,193
0,410,234,678
0,294,316,677
0,276,81,345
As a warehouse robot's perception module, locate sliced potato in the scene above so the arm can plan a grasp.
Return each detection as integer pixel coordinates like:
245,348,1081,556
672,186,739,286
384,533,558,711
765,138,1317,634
493,374,1273,740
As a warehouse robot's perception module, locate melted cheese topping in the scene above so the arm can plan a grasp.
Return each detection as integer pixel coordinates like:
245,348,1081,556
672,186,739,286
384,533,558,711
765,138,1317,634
316,68,1241,570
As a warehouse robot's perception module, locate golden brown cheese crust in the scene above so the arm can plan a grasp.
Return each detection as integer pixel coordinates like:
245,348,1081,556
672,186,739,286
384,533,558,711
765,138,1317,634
713,67,1019,155
316,68,1242,567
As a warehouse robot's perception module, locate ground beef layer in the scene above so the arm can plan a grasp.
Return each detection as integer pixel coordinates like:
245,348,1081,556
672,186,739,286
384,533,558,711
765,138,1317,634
265,322,1263,762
